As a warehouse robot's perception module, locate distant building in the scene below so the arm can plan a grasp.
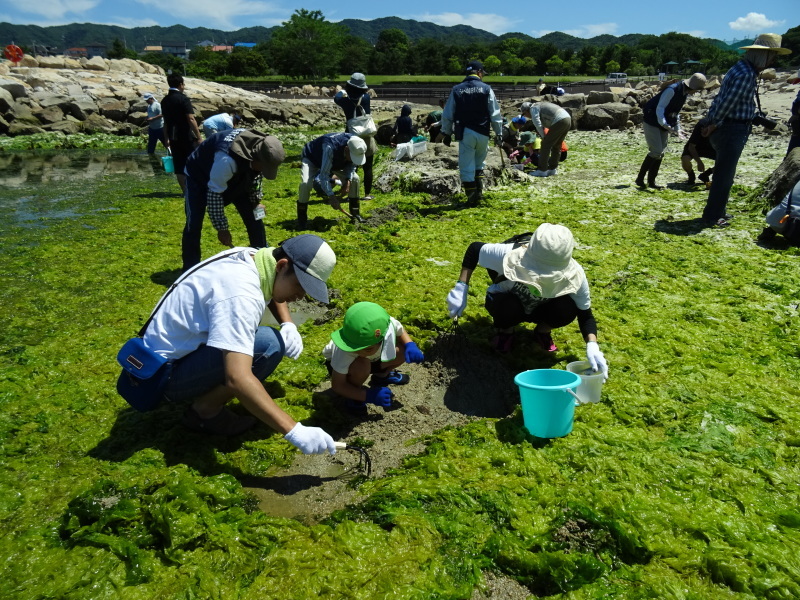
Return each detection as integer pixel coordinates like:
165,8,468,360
65,47,88,58
234,42,257,49
85,43,107,58
211,45,233,53
143,45,163,53
197,40,215,47
161,42,188,58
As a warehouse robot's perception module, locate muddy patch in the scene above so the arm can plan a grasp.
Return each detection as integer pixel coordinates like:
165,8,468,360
243,331,519,522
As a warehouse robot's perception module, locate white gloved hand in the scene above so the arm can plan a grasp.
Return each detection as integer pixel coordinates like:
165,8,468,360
446,281,469,318
284,423,336,455
280,322,303,359
586,341,608,381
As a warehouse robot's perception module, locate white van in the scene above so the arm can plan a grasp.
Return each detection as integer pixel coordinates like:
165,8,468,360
605,72,628,85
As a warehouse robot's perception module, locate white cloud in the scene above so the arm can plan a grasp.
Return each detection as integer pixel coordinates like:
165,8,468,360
412,12,519,35
729,12,785,32
532,23,618,39
135,0,282,30
16,0,99,20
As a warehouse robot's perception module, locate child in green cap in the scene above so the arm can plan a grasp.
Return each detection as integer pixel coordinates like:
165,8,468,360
322,301,424,409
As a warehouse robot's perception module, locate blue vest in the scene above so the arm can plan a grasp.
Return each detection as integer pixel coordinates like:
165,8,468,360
451,76,493,138
644,82,688,128
185,129,256,201
302,133,353,170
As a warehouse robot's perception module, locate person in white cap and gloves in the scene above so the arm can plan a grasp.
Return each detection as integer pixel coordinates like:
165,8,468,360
445,223,608,379
296,132,367,228
636,72,707,189
119,234,339,453
142,92,166,155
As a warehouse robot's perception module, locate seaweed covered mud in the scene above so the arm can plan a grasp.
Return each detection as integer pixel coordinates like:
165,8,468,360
1,129,799,599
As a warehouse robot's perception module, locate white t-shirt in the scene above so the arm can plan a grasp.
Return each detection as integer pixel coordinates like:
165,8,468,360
322,317,405,374
143,248,266,360
478,242,591,309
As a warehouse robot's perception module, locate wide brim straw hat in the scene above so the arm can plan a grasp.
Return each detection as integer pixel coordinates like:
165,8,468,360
502,223,583,298
739,33,791,55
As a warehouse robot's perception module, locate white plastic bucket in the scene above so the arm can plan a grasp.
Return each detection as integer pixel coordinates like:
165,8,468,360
566,361,604,404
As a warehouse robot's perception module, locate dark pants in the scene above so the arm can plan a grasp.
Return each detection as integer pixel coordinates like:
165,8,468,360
485,292,579,330
169,139,194,175
363,152,374,195
181,177,267,271
165,327,284,402
702,122,750,222
147,128,166,154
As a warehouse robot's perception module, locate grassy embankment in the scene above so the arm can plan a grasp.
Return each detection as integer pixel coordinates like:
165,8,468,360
1,128,799,599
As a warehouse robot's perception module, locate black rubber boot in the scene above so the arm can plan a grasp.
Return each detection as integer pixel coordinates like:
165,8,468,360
348,198,365,223
474,170,485,203
462,181,479,206
686,170,696,185
635,156,652,188
296,202,308,230
648,158,664,189
698,168,714,184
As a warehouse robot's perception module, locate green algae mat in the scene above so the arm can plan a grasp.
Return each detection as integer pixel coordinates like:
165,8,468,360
1,131,799,599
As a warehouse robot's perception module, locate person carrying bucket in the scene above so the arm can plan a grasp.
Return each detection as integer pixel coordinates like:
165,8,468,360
445,223,608,379
322,302,425,413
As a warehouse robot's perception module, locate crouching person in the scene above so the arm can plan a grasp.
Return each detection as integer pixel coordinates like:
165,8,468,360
446,223,608,379
323,302,425,412
297,132,367,228
134,234,338,453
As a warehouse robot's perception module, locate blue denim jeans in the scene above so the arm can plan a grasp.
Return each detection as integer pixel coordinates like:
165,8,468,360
147,128,166,154
164,326,284,402
181,176,267,271
458,127,490,182
702,122,751,222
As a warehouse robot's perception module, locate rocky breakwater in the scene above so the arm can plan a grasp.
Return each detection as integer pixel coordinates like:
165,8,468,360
0,54,404,138
507,69,799,136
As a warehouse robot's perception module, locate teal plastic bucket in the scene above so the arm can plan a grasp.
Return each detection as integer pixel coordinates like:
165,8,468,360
514,369,582,438
161,155,174,174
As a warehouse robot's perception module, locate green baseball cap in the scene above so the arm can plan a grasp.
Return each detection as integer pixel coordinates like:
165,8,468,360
331,302,390,352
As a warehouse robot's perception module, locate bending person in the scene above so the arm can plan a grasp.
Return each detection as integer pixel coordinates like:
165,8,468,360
446,223,608,379
333,73,377,199
519,101,571,177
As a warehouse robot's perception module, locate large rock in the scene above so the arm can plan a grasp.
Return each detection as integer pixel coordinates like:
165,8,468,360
33,105,65,124
556,93,586,109
81,56,109,71
18,54,38,68
0,87,13,112
36,56,67,69
0,77,29,99
46,119,82,135
8,121,46,135
0,114,8,134
760,149,800,205
760,68,777,81
32,91,70,109
63,94,99,119
81,112,117,134
97,97,130,121
587,90,617,105
6,100,38,123
579,102,631,130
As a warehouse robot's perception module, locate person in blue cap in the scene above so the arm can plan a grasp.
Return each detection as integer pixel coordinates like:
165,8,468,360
437,60,503,205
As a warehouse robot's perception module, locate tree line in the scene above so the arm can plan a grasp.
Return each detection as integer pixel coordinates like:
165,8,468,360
106,10,797,81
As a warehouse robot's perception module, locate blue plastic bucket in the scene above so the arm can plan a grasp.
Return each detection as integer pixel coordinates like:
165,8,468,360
161,155,174,174
514,369,582,438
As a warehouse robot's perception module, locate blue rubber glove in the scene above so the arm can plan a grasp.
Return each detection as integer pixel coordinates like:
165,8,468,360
366,386,393,408
404,341,424,364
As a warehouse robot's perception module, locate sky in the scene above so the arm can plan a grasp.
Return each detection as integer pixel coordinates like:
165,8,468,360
0,0,798,44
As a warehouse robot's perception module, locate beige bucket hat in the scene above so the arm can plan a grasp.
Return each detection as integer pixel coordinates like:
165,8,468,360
502,223,583,298
739,33,791,55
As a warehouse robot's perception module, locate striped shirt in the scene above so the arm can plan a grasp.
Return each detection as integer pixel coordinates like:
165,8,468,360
707,59,758,126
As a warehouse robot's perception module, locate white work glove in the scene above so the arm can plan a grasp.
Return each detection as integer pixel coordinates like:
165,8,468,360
279,322,303,359
586,341,608,381
284,423,336,455
446,281,469,318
